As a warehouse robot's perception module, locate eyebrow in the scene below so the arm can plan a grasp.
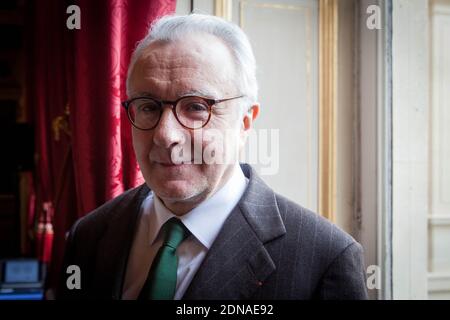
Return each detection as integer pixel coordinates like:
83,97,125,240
132,89,217,100
181,89,216,98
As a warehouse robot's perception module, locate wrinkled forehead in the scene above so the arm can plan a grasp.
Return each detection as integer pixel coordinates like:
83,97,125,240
128,33,238,99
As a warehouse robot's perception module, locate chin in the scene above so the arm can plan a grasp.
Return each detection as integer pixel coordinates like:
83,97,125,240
151,180,202,202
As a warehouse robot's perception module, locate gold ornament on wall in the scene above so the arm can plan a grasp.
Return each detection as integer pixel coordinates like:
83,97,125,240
52,103,71,141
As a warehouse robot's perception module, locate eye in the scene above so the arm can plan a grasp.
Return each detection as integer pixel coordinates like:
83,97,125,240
138,102,160,113
186,102,208,112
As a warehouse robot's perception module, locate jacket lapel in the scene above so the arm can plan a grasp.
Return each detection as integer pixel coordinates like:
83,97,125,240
93,184,150,299
182,164,286,300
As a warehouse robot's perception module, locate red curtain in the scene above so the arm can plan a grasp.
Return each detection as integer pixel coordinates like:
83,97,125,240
27,0,176,294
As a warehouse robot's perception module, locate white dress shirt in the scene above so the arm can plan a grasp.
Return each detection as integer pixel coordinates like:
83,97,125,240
122,163,248,300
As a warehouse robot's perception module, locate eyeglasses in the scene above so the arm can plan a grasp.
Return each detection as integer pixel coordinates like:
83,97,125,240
121,94,244,130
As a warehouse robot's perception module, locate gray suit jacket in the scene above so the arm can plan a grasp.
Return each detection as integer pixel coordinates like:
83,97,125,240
58,163,368,299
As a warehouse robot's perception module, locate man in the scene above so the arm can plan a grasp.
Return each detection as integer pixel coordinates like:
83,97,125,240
58,13,368,300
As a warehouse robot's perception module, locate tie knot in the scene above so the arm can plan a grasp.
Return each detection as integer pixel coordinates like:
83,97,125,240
161,218,190,249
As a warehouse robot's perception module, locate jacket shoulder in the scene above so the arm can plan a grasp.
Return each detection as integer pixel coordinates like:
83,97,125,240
71,184,148,240
57,184,149,299
273,192,358,263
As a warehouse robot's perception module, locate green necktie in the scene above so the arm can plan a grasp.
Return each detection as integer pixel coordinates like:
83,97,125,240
138,217,190,300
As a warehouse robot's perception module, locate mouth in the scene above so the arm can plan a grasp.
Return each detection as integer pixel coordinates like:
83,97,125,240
160,163,179,167
154,161,186,167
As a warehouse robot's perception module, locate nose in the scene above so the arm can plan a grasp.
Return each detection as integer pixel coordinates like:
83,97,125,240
152,106,186,148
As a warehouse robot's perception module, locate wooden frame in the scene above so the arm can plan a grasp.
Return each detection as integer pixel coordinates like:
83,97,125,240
318,0,338,221
215,0,232,20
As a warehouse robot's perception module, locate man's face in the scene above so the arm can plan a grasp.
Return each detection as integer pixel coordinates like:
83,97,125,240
128,33,249,208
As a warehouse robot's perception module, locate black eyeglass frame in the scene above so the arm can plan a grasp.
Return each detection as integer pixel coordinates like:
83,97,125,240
121,94,245,130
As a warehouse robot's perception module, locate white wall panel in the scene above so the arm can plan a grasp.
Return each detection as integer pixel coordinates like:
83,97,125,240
233,0,319,212
429,0,450,300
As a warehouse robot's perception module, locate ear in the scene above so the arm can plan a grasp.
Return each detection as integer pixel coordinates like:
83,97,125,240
239,103,260,148
242,103,260,131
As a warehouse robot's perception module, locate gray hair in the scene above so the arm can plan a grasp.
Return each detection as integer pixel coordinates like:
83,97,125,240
126,13,258,112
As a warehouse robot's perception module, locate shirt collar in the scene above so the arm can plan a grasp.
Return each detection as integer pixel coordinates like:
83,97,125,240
147,163,248,249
